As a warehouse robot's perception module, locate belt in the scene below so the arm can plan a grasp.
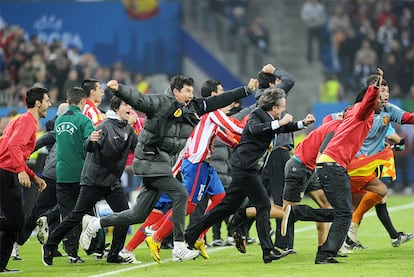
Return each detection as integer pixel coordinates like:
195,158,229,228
316,162,340,167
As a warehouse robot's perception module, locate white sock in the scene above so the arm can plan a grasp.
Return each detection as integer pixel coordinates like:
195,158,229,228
174,241,185,249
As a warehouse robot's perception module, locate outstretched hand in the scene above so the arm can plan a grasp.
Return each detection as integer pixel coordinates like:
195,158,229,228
262,64,276,74
303,114,316,126
247,78,259,93
376,68,383,87
107,80,119,92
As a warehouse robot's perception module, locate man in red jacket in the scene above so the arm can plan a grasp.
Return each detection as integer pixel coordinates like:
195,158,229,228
0,86,51,272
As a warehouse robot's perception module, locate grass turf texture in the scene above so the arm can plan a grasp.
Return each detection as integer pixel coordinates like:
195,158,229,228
8,195,414,277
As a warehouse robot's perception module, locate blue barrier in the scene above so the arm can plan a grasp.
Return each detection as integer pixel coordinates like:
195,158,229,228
1,1,181,75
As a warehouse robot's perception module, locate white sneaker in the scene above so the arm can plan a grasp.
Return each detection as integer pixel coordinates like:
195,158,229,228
347,222,359,243
172,247,199,262
119,249,142,264
79,214,98,250
391,232,414,247
11,242,23,261
144,226,156,237
338,243,354,254
36,216,49,245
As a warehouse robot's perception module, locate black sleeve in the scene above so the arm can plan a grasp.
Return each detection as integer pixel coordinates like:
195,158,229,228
202,86,249,114
34,131,55,151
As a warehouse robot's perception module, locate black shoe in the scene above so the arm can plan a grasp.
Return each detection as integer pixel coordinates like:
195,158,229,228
0,268,20,273
315,257,340,264
263,249,286,264
107,255,128,264
161,242,174,249
229,209,244,231
42,245,54,266
233,232,246,254
67,256,85,264
334,253,348,258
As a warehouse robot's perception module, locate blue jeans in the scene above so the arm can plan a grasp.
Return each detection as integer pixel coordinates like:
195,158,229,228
316,164,352,259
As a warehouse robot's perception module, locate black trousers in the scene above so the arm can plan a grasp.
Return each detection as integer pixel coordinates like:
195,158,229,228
0,169,24,270
45,185,129,256
17,176,58,245
186,167,273,254
262,148,293,249
55,182,81,257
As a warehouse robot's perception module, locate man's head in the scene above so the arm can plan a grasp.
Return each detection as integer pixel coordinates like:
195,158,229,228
257,87,286,118
81,79,104,105
201,79,224,97
26,86,51,118
67,87,87,109
109,95,132,121
257,71,277,89
170,75,194,105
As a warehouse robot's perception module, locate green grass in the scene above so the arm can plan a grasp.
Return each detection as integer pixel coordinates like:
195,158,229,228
8,195,414,277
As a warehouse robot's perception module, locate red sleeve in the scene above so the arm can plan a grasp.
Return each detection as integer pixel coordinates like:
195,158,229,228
8,118,37,175
401,112,414,124
356,85,379,120
322,114,333,124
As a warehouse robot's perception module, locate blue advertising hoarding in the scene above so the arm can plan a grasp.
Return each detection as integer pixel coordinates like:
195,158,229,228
1,1,182,75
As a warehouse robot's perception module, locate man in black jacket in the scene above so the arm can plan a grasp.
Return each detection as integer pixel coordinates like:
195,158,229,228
79,75,258,263
186,87,315,264
42,96,138,266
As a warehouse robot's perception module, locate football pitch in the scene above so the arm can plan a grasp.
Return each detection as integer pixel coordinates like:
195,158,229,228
8,195,414,277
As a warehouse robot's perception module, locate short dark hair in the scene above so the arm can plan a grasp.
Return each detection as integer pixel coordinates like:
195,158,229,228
81,78,99,97
257,87,286,111
257,71,276,89
26,87,48,108
109,95,123,111
201,79,222,97
66,87,86,105
365,75,388,86
170,75,194,92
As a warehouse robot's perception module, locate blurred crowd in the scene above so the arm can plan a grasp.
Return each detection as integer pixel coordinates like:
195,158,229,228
0,16,170,112
300,0,414,103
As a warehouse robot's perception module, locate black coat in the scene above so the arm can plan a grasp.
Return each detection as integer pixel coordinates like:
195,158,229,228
231,108,301,171
115,84,251,177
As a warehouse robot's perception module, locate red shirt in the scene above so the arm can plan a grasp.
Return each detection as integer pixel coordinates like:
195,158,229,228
0,112,37,179
322,85,379,168
294,120,341,171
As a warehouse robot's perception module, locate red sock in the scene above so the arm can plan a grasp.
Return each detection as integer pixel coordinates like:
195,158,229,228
125,210,164,251
153,202,197,242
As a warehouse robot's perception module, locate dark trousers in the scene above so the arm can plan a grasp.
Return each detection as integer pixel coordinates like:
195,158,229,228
0,169,24,270
101,176,188,242
55,182,81,257
46,185,129,256
17,176,57,245
189,191,230,242
262,148,293,249
292,205,335,222
186,167,273,254
316,164,352,259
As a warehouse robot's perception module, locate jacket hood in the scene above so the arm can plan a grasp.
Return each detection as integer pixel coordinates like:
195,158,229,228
105,109,127,126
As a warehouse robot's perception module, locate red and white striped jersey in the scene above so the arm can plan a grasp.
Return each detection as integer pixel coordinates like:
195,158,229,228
186,109,243,163
172,109,243,176
83,99,104,127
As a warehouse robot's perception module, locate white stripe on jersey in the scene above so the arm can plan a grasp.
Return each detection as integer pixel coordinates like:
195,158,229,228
184,109,243,164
